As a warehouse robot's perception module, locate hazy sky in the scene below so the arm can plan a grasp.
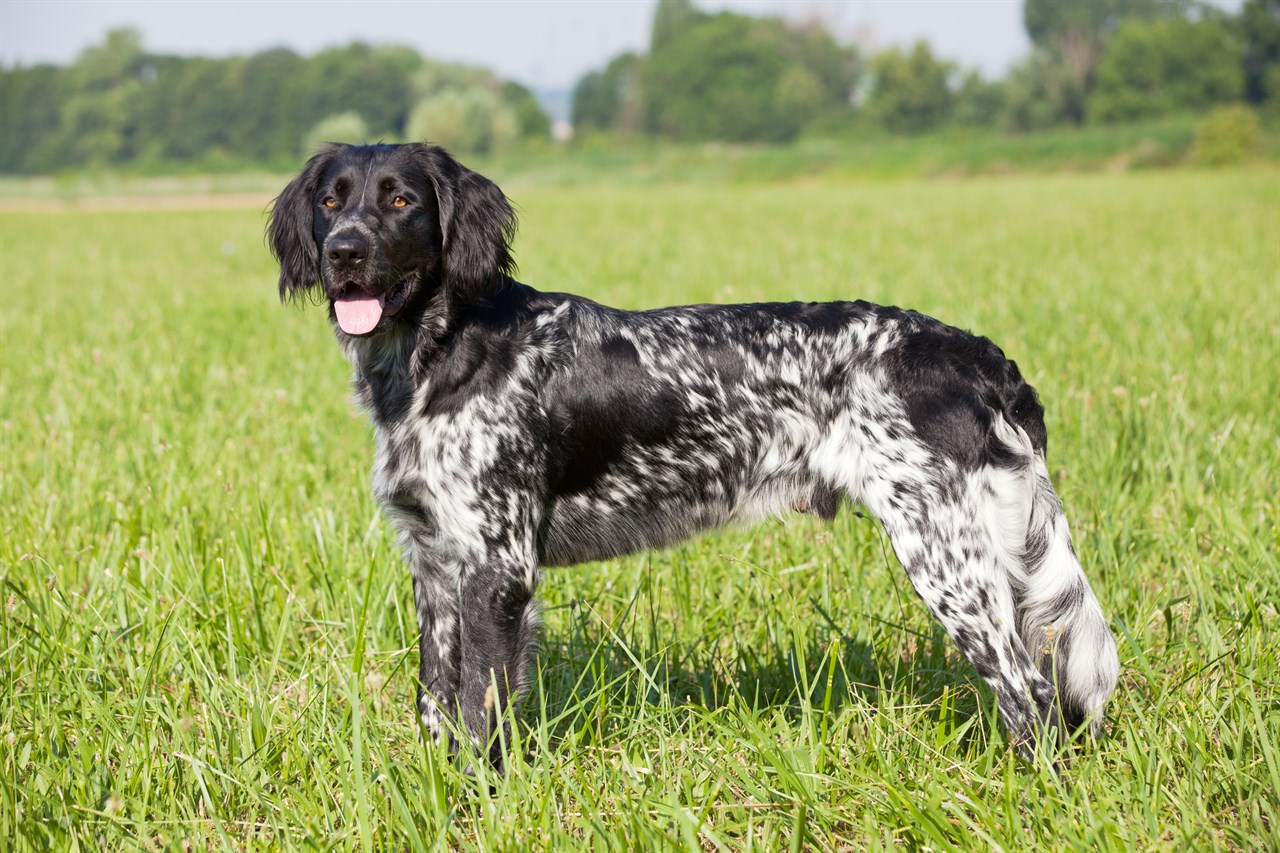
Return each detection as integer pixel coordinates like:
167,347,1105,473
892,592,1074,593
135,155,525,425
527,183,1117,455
0,0,1243,90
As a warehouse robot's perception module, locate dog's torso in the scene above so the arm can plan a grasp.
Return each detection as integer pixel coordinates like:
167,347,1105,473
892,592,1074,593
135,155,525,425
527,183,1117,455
358,282,996,572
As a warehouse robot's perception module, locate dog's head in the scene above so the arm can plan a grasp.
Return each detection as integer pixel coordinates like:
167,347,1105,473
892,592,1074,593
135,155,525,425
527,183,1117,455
268,143,516,337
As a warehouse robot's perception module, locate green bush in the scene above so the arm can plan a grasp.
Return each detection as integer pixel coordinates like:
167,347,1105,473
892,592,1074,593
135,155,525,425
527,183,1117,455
406,88,518,156
1003,52,1086,131
863,42,955,135
1188,104,1263,165
301,112,369,157
953,72,1007,128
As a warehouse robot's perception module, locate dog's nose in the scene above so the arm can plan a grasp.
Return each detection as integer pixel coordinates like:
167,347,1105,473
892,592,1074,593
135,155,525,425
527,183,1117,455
327,235,367,265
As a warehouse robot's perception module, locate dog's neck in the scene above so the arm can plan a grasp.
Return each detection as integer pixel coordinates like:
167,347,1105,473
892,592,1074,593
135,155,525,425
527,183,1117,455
336,279,466,427
336,278,520,428
340,319,434,429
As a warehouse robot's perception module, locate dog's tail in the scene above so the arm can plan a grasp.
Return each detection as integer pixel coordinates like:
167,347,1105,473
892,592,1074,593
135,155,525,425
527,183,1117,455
989,416,1119,737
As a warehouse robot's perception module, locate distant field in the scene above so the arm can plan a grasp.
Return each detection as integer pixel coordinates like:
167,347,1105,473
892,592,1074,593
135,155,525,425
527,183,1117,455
1,113,1275,205
2,171,1277,850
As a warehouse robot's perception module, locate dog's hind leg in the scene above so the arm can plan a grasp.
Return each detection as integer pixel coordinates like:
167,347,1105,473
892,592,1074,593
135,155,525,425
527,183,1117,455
874,480,1061,758
826,415,1062,757
853,411,1117,758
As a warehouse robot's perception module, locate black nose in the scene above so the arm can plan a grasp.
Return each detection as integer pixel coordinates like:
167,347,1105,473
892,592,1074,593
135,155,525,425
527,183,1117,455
327,234,367,265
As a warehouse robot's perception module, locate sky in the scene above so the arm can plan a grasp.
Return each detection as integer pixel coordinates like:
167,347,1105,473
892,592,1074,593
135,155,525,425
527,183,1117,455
0,0,1244,92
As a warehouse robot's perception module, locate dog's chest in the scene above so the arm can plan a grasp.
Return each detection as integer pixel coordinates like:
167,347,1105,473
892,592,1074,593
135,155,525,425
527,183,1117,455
369,427,431,531
367,404,519,556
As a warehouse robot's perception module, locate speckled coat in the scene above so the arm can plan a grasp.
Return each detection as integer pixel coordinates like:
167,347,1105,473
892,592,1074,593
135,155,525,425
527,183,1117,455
270,143,1118,769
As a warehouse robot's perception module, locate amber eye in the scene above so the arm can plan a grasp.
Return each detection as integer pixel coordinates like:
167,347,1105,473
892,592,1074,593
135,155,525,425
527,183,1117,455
322,196,336,208
391,195,409,208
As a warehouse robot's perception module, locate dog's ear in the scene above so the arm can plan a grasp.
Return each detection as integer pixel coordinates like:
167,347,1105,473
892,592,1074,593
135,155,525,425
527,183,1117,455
268,145,340,302
409,144,517,302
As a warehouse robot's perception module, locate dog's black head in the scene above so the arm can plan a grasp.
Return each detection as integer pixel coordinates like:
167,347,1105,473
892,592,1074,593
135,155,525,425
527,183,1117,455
268,143,516,337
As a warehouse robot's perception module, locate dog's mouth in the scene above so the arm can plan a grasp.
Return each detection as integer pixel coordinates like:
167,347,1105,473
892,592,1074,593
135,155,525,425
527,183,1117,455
332,276,415,336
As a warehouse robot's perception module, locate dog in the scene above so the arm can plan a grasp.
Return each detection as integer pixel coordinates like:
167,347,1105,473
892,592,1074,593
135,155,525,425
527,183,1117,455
269,143,1119,769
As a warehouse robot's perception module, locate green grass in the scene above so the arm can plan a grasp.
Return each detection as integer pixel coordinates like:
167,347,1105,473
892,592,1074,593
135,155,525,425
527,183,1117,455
2,170,1278,850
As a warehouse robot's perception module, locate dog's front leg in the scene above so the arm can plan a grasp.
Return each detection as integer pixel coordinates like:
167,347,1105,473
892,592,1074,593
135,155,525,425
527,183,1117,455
409,553,462,746
455,554,540,770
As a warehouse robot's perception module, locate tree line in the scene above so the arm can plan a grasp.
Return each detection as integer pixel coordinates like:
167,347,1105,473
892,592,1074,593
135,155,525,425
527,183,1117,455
574,0,1279,140
2,1,1276,175
0,30,550,175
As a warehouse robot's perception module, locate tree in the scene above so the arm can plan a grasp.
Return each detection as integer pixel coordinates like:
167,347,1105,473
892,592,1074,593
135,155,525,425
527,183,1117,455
1088,17,1243,122
1023,0,1191,82
863,43,955,134
308,43,420,138
1241,0,1280,106
70,27,146,92
1002,51,1088,130
126,54,199,164
571,71,608,131
645,13,783,140
651,0,704,51
0,31,546,173
953,72,1008,127
642,11,855,142
1022,0,1194,126
500,81,552,140
59,28,149,165
571,52,645,133
227,48,308,163
164,58,237,160
0,64,67,173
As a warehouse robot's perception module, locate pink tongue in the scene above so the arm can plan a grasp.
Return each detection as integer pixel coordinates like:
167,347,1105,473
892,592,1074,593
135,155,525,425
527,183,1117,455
334,294,385,335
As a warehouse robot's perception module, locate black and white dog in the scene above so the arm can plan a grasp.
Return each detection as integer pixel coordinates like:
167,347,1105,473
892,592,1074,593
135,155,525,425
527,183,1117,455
269,143,1118,768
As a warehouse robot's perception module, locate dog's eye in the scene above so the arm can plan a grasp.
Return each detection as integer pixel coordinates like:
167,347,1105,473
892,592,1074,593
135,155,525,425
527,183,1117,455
391,196,409,208
322,196,337,209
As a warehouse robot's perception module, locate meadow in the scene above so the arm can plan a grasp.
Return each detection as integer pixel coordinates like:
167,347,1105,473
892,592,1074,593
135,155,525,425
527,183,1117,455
1,169,1277,850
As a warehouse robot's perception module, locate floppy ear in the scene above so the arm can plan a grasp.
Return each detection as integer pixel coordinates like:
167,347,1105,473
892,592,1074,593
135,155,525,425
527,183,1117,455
408,143,517,302
268,145,340,303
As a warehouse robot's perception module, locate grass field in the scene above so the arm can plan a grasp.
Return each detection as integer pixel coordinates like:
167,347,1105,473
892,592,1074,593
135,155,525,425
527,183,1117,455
2,169,1278,850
